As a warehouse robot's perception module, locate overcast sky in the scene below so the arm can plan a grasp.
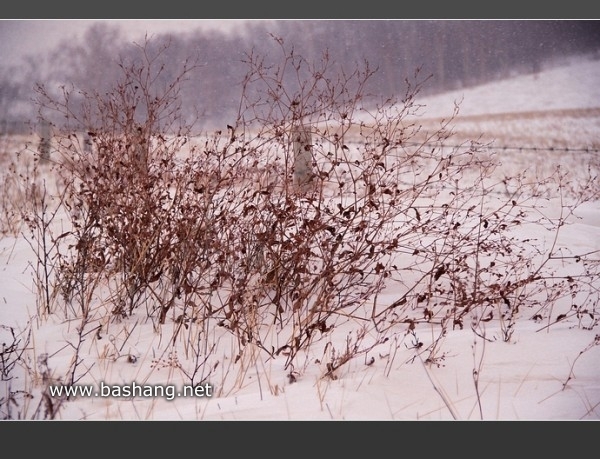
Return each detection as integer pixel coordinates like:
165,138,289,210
0,20,248,67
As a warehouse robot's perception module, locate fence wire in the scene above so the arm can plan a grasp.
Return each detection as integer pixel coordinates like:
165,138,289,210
402,141,600,154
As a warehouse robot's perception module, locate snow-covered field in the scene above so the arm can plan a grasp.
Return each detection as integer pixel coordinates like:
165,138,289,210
413,54,600,158
1,54,599,420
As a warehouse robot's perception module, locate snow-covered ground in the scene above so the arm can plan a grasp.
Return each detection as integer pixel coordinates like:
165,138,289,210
411,54,600,153
418,55,600,118
1,54,599,420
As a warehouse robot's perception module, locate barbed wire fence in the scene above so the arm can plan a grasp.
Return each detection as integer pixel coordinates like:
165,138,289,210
401,141,600,154
2,120,599,172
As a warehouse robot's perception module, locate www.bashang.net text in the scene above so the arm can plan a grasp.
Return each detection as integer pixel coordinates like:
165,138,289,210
48,382,213,401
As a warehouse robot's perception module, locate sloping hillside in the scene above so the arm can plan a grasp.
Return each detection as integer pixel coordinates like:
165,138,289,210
410,55,600,150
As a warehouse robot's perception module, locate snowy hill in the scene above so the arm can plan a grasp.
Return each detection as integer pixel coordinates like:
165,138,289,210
415,54,600,119
399,55,600,153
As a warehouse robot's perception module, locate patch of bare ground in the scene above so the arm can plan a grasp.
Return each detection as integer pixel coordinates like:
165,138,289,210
412,107,600,149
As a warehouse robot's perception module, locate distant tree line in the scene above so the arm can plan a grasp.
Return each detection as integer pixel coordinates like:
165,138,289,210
2,20,599,132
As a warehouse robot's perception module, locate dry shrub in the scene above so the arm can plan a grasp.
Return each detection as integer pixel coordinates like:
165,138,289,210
25,35,599,387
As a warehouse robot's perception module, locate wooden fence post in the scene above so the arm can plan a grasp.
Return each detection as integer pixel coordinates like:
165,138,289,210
292,124,314,193
38,120,51,163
